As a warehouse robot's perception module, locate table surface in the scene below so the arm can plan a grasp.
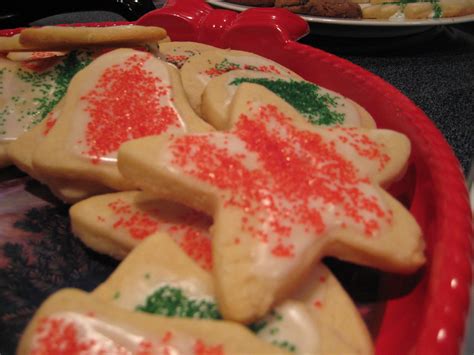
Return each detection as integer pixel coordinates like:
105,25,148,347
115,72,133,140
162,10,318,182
1,8,473,355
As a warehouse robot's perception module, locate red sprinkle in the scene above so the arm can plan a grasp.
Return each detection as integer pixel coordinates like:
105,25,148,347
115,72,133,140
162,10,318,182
194,339,224,355
80,53,182,163
42,115,57,136
106,198,213,270
31,316,128,355
168,104,392,258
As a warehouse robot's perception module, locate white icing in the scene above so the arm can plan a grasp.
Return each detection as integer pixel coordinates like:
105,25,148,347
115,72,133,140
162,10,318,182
70,50,185,164
220,73,361,128
6,51,68,62
31,311,197,354
197,54,294,89
0,52,93,143
160,102,390,281
0,59,56,141
256,301,320,355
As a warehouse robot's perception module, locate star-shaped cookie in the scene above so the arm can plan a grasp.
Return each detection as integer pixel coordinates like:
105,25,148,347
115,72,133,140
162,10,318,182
118,83,425,323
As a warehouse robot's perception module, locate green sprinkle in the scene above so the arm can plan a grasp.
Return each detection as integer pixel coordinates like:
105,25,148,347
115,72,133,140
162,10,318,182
272,340,297,353
136,285,221,320
16,50,94,128
113,291,121,300
249,319,268,333
270,327,279,335
230,78,345,126
433,1,442,18
216,58,240,72
274,310,283,321
144,272,151,279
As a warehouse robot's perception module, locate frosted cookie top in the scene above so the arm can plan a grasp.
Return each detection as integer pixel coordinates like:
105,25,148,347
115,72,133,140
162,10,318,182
30,311,216,355
201,69,372,130
18,289,289,355
180,49,301,114
0,51,93,142
71,191,213,269
163,101,392,248
70,50,187,164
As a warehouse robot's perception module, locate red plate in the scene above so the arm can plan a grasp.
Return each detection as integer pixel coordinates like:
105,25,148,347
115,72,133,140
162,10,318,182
1,1,472,354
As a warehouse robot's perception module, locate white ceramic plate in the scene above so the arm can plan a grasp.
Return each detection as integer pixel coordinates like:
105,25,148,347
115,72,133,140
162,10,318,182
207,0,474,37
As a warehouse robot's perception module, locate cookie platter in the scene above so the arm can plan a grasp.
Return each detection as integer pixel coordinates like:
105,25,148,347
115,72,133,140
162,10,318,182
0,0,472,354
207,0,474,37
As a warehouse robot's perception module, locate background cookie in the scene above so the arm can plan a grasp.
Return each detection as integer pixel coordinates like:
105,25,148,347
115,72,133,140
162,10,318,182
19,25,167,50
0,34,35,52
0,51,95,168
180,48,301,115
201,69,375,130
33,48,213,191
70,191,212,268
159,41,218,69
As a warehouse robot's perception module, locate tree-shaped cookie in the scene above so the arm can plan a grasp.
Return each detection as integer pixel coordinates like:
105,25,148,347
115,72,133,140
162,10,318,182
70,191,212,269
201,69,375,130
33,48,213,191
93,233,374,354
118,83,424,323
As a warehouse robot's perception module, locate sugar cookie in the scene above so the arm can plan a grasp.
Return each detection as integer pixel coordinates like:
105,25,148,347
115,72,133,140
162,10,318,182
7,99,64,181
0,34,35,52
70,191,212,269
0,51,96,167
180,48,301,114
7,100,112,202
19,25,167,51
92,233,216,315
32,48,213,191
6,50,69,61
93,234,373,354
0,144,9,167
289,264,374,355
118,83,424,323
159,41,218,68
48,178,113,204
17,288,289,355
201,69,376,130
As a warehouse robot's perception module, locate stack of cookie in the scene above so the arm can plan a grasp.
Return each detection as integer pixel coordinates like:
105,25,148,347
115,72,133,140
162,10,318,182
0,26,425,354
225,0,474,19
